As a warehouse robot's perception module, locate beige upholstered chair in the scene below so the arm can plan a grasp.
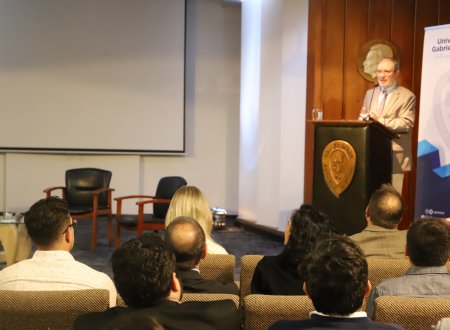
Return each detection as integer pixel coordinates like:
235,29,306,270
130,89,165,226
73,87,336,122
243,294,314,330
117,292,239,308
199,253,236,282
116,293,127,307
367,258,411,288
240,255,263,300
374,296,450,330
363,258,411,310
0,289,110,330
181,292,240,308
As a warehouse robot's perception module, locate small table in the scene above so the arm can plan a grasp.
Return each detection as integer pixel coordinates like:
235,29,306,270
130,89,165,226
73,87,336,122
0,213,32,266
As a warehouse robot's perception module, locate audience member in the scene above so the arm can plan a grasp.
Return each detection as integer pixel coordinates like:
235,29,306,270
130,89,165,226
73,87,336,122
270,234,404,330
103,313,164,330
74,233,241,330
366,217,450,318
350,184,407,258
0,197,117,306
251,204,335,295
165,186,227,254
164,216,239,295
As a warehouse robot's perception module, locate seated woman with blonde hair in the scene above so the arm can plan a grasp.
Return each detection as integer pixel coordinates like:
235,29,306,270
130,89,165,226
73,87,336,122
165,186,228,254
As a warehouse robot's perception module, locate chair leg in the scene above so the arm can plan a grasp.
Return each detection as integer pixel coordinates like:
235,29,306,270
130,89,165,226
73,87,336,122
91,215,97,252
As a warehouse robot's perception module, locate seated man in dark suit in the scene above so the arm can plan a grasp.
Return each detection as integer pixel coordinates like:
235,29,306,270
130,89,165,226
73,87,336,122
164,216,239,295
366,217,450,319
270,234,403,330
74,233,241,330
350,184,407,259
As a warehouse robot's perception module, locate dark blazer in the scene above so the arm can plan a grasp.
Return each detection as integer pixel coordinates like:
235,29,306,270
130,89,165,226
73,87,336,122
269,313,404,330
74,299,241,330
176,268,239,295
251,252,304,295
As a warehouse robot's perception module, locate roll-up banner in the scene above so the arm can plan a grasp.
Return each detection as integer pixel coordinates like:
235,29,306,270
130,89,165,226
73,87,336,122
415,24,450,220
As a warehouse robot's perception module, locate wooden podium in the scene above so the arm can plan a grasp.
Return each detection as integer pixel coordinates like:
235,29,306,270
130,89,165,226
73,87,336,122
312,120,396,235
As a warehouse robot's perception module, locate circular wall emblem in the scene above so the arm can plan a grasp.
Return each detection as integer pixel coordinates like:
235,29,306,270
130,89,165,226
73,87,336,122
357,39,400,83
322,140,357,197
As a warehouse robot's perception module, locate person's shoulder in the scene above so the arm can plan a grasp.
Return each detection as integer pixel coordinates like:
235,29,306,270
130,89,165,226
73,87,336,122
396,85,415,98
269,319,308,330
73,307,129,330
181,298,237,310
369,319,404,329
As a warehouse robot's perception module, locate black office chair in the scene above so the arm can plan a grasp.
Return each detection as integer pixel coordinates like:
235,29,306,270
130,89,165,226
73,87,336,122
114,176,187,247
43,168,114,252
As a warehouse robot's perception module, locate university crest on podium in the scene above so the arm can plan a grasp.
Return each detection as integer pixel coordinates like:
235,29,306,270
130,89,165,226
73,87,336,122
321,140,356,197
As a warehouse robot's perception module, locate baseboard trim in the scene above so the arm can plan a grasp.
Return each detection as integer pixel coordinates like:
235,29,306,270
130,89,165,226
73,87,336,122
233,218,284,242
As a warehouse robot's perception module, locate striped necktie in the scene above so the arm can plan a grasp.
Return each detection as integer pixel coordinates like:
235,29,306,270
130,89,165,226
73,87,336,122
377,89,387,115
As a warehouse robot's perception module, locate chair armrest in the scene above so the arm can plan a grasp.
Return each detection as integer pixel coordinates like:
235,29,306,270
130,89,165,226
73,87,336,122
136,198,171,207
91,188,115,210
91,187,115,195
114,195,156,218
43,186,66,198
114,195,155,202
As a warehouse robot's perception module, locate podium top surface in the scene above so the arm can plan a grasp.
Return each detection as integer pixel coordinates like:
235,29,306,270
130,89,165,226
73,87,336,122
310,119,398,139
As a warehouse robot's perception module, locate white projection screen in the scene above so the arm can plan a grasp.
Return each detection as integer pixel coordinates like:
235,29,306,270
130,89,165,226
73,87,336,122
0,0,185,154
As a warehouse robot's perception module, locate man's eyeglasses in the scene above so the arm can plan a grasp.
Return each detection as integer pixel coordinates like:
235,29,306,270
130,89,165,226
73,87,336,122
376,69,395,75
63,219,77,234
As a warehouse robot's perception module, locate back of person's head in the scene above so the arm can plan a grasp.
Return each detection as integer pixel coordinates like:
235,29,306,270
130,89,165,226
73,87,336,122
407,217,449,267
111,233,176,308
103,312,164,330
367,184,403,229
285,204,335,266
24,196,70,247
164,216,206,270
304,234,368,315
165,186,213,237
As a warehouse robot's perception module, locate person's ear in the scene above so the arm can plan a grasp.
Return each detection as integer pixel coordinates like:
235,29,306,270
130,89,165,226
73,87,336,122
284,220,292,246
201,243,207,260
405,244,409,257
364,280,372,299
64,228,71,244
168,272,182,302
303,282,311,298
171,273,181,293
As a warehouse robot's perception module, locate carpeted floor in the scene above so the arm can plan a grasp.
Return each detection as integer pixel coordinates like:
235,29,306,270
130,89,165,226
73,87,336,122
66,217,284,280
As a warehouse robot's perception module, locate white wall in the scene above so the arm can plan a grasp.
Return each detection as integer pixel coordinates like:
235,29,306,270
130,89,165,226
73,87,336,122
0,0,241,215
239,0,308,230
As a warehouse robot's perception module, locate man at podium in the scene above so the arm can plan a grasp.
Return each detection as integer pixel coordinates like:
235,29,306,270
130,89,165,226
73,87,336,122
361,58,415,193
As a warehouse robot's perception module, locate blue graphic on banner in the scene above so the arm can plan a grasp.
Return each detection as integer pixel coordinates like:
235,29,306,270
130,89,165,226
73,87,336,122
415,140,450,219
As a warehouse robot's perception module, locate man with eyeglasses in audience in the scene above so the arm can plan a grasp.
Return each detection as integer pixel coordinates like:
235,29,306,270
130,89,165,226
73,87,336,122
359,57,415,193
0,196,117,306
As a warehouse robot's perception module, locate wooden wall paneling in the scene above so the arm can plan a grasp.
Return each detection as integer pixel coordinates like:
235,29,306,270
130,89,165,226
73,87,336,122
438,0,450,24
390,0,416,228
304,0,325,203
396,0,440,229
368,0,393,39
343,0,369,119
321,0,346,119
391,0,415,89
